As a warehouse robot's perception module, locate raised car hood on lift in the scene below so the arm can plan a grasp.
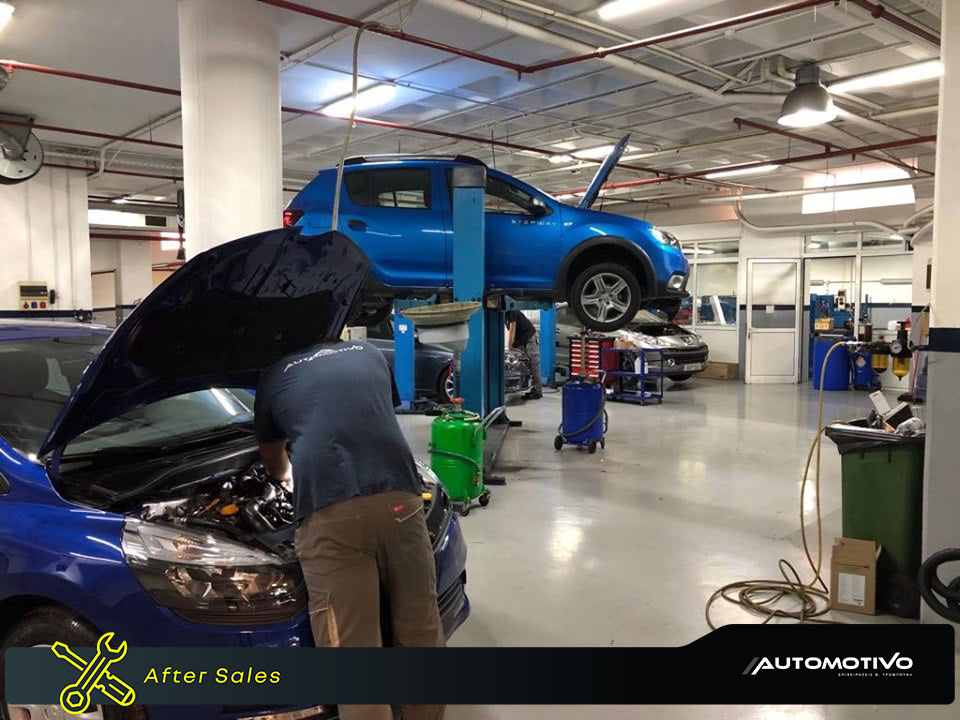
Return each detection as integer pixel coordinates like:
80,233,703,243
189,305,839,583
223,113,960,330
578,133,630,210
40,228,369,457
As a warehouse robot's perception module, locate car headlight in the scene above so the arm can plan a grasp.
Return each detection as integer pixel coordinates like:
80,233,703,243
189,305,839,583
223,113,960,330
122,520,306,625
416,458,440,488
649,227,682,250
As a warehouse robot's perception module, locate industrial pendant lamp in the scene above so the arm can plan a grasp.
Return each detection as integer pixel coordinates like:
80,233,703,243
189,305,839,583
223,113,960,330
778,64,836,128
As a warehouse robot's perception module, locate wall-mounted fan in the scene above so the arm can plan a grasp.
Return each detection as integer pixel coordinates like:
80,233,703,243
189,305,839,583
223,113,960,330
0,112,44,185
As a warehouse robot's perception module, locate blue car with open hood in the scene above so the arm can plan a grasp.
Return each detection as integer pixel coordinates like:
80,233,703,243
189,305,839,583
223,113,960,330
0,228,469,720
285,134,689,332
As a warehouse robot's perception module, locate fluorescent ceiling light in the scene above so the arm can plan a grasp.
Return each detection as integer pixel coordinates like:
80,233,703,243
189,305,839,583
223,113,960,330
696,248,715,255
704,164,780,180
802,163,915,215
160,240,180,252
572,144,632,160
597,0,667,21
549,154,573,164
888,233,904,241
322,84,397,118
829,60,943,95
0,2,14,32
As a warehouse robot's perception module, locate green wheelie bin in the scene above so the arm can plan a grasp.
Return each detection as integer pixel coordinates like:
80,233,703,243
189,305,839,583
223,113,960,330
826,420,925,618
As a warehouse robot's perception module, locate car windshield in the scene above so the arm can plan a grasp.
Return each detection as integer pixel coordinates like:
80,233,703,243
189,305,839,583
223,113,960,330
0,335,254,457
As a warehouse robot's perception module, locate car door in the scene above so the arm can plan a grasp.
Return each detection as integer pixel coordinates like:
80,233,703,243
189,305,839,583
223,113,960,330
338,165,446,288
483,173,561,291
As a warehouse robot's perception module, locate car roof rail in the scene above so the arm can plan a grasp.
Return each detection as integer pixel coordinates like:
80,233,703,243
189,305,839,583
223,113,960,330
342,154,486,167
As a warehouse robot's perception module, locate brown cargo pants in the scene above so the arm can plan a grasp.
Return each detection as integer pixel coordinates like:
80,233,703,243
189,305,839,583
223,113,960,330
294,489,446,720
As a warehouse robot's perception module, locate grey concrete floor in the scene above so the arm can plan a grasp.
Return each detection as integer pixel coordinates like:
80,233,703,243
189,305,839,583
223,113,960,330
397,379,959,719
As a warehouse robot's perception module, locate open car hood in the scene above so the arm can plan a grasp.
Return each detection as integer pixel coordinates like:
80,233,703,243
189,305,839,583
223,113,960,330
578,133,630,210
40,228,369,456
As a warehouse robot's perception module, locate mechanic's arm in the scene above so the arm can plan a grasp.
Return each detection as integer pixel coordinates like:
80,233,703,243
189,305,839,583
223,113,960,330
260,440,293,489
507,320,516,348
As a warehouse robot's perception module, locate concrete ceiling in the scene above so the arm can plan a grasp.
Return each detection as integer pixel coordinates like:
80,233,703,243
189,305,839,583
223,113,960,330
0,0,942,220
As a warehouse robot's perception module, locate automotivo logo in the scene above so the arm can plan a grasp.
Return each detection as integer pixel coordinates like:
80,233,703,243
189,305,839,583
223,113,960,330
50,632,137,714
743,652,915,677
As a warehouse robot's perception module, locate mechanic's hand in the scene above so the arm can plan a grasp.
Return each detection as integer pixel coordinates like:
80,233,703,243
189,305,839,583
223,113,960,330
279,468,294,493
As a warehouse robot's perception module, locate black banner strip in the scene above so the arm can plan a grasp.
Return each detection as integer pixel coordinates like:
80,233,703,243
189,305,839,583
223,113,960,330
928,327,960,353
5,624,954,706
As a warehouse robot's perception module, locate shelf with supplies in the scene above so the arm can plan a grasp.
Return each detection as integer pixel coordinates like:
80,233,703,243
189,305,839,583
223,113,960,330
600,346,664,405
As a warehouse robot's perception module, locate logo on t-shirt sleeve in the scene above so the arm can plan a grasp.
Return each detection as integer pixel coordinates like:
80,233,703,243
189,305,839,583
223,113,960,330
283,344,365,373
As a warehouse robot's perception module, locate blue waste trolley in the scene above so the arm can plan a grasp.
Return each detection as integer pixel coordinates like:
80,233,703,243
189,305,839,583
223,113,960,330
554,377,607,454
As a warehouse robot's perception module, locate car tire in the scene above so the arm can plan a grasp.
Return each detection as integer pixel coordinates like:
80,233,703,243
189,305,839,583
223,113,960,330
569,263,641,332
669,373,693,382
1,606,147,720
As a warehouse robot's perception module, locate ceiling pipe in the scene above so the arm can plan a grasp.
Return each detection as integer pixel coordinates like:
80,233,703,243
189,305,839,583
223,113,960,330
909,219,934,243
559,134,936,195
43,162,183,181
901,202,934,228
734,205,900,236
871,105,938,121
700,175,934,204
733,117,933,176
90,232,174,242
842,0,941,52
426,0,783,106
481,0,744,83
1,119,182,149
520,0,839,74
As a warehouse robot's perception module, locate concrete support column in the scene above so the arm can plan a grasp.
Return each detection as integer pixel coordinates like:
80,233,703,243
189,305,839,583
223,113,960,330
178,0,283,256
114,241,153,323
921,1,960,633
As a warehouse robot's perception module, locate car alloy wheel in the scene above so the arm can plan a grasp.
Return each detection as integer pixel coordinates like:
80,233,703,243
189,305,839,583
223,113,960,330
6,646,105,720
579,272,632,326
442,365,456,403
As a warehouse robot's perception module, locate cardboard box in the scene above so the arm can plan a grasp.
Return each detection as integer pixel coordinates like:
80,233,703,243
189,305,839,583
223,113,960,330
699,361,739,380
830,537,880,615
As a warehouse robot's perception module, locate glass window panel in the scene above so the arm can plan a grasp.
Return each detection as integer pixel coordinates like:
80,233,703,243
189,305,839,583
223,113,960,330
862,232,907,250
861,255,913,329
697,262,738,326
750,262,796,329
805,233,859,253
696,240,738,258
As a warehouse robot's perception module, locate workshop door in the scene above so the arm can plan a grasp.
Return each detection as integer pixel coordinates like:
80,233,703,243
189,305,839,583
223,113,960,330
746,259,801,384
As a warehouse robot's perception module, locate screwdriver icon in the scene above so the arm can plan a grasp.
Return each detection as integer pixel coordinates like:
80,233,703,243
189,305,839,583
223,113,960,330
51,633,136,714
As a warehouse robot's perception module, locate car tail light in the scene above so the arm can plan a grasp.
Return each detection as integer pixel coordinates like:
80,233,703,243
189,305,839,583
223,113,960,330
283,209,304,227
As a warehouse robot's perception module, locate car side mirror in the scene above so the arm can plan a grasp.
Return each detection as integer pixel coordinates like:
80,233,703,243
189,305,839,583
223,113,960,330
530,198,548,216
0,472,9,495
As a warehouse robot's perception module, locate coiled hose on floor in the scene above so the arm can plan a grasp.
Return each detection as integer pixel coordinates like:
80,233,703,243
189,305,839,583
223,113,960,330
918,549,960,623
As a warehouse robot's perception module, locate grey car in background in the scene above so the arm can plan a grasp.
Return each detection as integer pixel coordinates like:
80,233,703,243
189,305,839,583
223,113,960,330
367,319,533,401
542,305,710,382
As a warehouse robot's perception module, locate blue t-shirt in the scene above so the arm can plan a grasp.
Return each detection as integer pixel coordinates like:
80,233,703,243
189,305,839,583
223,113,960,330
254,340,421,521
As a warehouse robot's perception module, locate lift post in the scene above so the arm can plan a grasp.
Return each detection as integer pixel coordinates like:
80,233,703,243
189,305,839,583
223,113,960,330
539,306,557,387
451,165,490,415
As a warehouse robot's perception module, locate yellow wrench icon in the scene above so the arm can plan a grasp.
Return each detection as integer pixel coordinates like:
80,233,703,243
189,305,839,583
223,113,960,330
51,633,136,714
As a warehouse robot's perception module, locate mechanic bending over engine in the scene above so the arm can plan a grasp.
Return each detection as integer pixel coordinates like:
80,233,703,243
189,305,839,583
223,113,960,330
506,309,542,400
254,337,445,720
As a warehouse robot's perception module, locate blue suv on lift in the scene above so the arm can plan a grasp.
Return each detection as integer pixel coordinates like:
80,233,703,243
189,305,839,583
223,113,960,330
0,229,469,720
285,135,689,332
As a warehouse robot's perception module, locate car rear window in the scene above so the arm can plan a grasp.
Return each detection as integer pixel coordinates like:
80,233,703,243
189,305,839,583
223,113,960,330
345,169,431,209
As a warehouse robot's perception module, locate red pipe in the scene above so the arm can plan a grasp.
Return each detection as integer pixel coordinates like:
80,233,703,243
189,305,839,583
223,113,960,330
733,117,934,177
2,60,181,96
848,0,940,47
524,0,837,73
559,134,937,194
258,0,525,73
43,162,182,181
3,118,182,149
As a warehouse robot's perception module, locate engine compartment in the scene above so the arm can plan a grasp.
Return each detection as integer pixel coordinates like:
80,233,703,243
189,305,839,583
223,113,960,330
138,461,294,540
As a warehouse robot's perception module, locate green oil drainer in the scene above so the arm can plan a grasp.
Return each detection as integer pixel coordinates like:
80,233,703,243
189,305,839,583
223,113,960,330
429,402,504,516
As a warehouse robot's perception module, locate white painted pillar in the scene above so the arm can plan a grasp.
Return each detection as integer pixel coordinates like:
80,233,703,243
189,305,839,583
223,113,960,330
178,0,283,256
920,1,960,634
114,240,153,322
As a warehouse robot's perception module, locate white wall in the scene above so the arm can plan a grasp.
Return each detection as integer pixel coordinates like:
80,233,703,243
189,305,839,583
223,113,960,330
0,167,91,311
